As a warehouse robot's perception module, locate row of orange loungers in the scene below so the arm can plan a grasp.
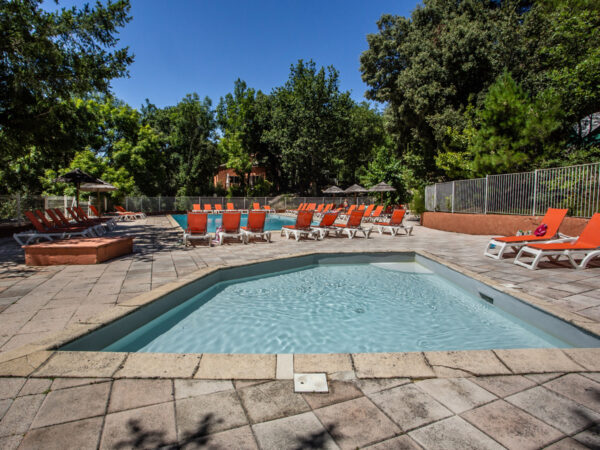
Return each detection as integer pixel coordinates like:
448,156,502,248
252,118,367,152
191,203,272,213
484,208,600,270
287,202,389,222
281,208,412,241
183,211,271,246
13,207,118,246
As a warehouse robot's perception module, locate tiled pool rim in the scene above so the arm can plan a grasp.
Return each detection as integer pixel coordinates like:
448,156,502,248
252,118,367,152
1,249,599,380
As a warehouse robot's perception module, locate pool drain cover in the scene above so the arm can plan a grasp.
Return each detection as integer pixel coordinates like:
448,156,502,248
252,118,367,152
294,373,328,393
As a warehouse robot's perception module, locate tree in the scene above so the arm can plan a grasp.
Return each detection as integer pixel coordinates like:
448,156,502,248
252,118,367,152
217,79,268,193
0,0,133,171
263,60,349,194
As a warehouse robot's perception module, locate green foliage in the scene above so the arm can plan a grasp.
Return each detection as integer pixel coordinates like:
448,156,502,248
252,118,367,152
409,188,426,216
361,0,600,183
0,0,133,165
360,139,408,204
247,178,273,197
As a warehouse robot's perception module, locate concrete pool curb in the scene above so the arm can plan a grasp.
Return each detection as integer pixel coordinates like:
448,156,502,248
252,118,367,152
0,250,598,380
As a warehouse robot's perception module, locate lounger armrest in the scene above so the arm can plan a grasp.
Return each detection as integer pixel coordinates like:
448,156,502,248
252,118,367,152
544,237,577,244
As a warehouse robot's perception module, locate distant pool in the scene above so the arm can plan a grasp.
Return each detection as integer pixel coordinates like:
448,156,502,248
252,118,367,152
172,213,299,233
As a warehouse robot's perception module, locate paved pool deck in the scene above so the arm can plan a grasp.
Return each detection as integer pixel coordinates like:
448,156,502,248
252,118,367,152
0,215,599,449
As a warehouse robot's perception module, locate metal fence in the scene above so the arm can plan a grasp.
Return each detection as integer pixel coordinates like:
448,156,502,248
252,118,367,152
0,194,377,222
0,195,91,223
425,162,600,217
124,195,376,214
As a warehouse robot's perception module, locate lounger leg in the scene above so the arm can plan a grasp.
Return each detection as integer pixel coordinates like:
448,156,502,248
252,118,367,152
266,231,271,243
577,251,600,269
377,226,383,235
484,240,506,259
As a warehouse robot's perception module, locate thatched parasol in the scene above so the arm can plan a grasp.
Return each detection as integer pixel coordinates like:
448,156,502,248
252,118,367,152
56,168,103,206
323,185,344,195
369,181,396,203
344,184,368,204
80,179,117,213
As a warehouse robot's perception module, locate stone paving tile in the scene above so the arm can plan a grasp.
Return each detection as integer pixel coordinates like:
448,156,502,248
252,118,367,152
581,372,600,383
114,352,200,378
368,383,452,432
494,348,584,373
415,378,497,414
30,382,110,429
302,380,363,410
424,350,510,377
174,379,234,399
237,380,310,424
545,437,590,449
100,402,177,450
471,374,537,397
313,397,400,449
355,378,410,395
461,399,563,450
19,416,103,450
362,435,422,449
573,425,600,448
252,411,339,450
108,379,173,413
0,434,22,450
353,352,434,378
525,372,564,384
176,390,248,439
183,425,258,449
294,353,353,374
0,377,25,400
18,378,52,396
35,351,127,378
506,385,600,434
0,399,11,420
0,393,45,437
196,353,276,379
50,377,111,390
544,373,600,413
409,416,504,450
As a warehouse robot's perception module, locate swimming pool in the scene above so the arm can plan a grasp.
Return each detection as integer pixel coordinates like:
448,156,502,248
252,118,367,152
172,213,299,232
63,253,600,354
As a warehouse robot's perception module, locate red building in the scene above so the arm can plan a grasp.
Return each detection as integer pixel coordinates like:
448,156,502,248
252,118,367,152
213,165,267,189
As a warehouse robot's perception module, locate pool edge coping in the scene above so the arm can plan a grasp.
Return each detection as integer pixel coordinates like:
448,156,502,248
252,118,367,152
1,249,599,379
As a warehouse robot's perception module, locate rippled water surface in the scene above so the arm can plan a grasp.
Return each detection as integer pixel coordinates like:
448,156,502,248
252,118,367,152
105,263,569,353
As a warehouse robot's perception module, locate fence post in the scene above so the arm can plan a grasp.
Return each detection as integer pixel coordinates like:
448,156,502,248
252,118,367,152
484,175,489,214
63,195,67,213
451,181,455,213
532,169,538,216
158,195,161,213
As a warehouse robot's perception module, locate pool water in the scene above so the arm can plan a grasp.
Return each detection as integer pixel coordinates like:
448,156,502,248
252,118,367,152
172,213,299,233
104,262,570,354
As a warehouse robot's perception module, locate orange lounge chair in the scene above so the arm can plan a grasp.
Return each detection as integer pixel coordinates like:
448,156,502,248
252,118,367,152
315,204,324,214
363,204,375,218
192,204,201,211
203,204,212,213
115,205,145,219
37,209,95,234
484,208,569,259
252,202,260,210
214,204,223,212
241,211,271,243
227,203,235,210
334,210,371,239
281,210,317,241
263,205,272,212
367,205,384,222
75,207,115,232
183,212,211,246
286,203,303,214
514,213,600,270
358,205,365,211
374,209,412,236
310,212,339,239
322,204,332,213
13,211,94,246
217,212,244,245
67,207,105,234
342,204,356,217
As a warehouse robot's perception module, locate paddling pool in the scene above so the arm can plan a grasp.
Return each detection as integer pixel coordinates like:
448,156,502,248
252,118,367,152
63,253,600,354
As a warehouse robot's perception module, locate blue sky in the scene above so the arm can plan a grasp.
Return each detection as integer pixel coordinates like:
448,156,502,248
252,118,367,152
45,0,418,109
